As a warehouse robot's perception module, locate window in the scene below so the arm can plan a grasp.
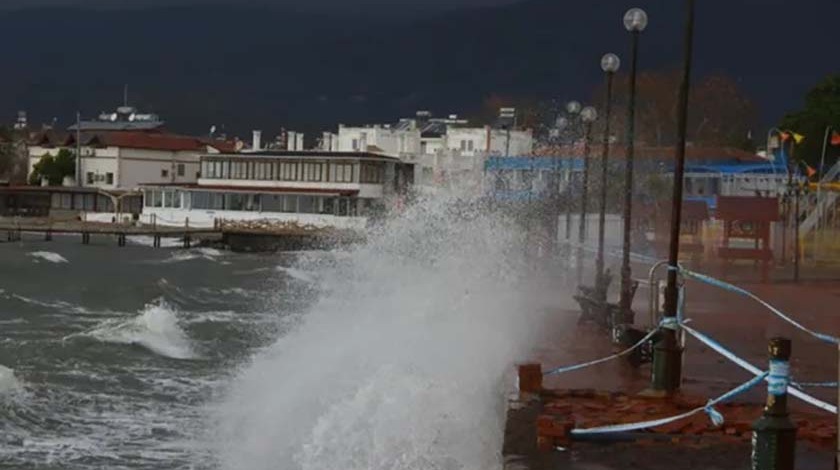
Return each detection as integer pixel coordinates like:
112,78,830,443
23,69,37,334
299,196,317,214
177,164,185,177
468,140,474,151
279,162,298,181
304,163,323,182
334,163,354,183
161,169,169,178
360,163,384,184
86,172,94,184
352,138,359,150
106,173,114,185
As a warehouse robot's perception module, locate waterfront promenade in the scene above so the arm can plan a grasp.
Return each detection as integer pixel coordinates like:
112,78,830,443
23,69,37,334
507,262,840,469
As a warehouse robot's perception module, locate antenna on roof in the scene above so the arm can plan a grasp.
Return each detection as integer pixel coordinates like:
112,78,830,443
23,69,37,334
123,84,128,107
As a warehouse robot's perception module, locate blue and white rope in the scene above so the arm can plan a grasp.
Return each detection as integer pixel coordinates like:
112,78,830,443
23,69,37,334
792,381,838,389
543,325,660,376
681,322,838,415
679,269,840,345
570,371,768,435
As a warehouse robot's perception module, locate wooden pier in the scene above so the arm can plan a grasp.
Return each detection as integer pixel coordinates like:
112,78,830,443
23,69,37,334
0,221,220,248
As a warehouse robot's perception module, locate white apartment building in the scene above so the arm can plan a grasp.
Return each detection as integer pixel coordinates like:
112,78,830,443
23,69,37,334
336,124,422,155
333,112,534,189
28,131,234,191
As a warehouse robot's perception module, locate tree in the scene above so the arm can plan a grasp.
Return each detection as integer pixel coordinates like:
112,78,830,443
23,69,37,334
780,74,840,168
29,149,76,186
591,68,757,150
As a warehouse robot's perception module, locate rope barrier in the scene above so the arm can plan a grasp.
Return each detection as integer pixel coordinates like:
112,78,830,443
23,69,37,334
570,371,768,435
679,269,840,345
566,243,838,414
572,242,839,345
681,322,837,415
543,325,659,376
792,381,838,389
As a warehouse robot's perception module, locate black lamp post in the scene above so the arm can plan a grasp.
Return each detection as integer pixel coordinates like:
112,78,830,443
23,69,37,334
564,101,582,248
651,0,695,394
577,106,598,284
595,53,621,300
619,7,648,315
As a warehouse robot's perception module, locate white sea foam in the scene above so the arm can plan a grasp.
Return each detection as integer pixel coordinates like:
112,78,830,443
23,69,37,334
161,247,225,264
275,266,318,284
127,236,184,248
69,299,196,360
0,365,20,393
28,251,68,264
212,193,549,470
10,294,99,316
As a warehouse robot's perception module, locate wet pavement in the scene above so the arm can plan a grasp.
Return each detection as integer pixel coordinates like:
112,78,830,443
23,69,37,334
510,262,839,469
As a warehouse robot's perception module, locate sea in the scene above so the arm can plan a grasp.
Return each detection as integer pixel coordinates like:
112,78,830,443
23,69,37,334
0,195,557,470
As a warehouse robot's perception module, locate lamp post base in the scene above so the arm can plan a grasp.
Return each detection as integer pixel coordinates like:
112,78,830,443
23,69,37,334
650,328,683,393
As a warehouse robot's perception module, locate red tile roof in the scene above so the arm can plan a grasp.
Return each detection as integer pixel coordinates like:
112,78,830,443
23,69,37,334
29,130,238,153
88,132,209,152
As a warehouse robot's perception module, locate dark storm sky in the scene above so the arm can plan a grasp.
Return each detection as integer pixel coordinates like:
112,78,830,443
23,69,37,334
0,0,520,10
1,0,837,136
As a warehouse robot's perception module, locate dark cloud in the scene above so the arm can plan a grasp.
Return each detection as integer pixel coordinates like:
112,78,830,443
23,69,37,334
0,0,520,12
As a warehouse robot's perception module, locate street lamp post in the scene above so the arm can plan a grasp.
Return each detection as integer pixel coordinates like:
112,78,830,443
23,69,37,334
577,106,598,284
564,101,582,248
651,0,695,394
595,53,621,300
619,7,648,316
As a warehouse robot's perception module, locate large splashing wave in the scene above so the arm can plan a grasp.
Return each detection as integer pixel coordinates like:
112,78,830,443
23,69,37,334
212,193,549,470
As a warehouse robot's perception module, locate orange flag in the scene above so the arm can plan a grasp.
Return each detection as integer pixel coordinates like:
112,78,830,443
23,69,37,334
831,131,840,146
806,164,817,179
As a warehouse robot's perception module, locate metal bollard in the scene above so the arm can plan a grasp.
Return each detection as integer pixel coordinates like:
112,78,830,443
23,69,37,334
751,337,796,470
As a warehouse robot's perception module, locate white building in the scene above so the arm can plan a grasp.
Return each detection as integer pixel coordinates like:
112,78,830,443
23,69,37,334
334,112,534,189
336,124,421,155
140,150,414,230
28,131,235,191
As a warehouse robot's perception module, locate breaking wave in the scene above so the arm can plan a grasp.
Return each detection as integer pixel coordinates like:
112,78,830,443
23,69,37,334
0,365,20,393
275,266,318,284
28,251,68,264
66,299,196,360
212,193,547,470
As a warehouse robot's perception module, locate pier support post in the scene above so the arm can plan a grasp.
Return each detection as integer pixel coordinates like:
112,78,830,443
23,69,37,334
82,232,90,245
183,234,191,249
117,233,126,247
45,230,52,241
153,234,161,248
751,337,796,470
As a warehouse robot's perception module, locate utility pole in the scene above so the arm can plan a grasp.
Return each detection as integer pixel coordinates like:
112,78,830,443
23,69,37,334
76,111,82,186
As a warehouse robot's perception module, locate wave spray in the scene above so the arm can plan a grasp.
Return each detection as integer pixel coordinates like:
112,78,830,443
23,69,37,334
213,194,554,470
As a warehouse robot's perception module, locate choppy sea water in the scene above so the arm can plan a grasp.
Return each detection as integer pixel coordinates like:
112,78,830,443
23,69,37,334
0,234,318,469
0,196,557,470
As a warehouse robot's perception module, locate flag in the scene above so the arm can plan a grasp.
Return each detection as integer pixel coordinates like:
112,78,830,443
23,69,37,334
831,131,840,146
806,164,817,179
780,131,806,144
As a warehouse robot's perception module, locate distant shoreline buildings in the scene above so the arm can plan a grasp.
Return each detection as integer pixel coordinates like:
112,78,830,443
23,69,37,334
1,103,792,233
